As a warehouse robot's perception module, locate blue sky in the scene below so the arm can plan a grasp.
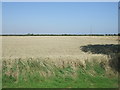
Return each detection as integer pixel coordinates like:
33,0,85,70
2,2,118,34
0,2,2,34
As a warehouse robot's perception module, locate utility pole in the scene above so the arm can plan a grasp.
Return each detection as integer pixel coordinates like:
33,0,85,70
90,25,93,35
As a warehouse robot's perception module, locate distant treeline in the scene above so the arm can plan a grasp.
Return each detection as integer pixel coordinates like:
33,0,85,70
1,33,120,36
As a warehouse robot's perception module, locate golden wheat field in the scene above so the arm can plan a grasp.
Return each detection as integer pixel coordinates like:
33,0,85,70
2,36,119,88
2,36,118,63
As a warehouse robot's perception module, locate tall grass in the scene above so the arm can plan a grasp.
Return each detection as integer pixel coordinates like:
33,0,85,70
2,58,118,88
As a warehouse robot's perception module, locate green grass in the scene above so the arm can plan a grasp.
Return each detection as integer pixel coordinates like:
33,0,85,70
2,58,118,88
0,74,2,89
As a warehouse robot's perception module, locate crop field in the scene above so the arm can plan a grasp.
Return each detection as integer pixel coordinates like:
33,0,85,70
2,36,119,88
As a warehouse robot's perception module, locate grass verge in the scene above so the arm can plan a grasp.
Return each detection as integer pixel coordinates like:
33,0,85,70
2,58,119,88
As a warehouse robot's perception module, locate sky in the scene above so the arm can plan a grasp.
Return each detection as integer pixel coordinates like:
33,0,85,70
2,2,118,34
0,2,2,34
